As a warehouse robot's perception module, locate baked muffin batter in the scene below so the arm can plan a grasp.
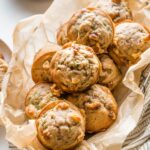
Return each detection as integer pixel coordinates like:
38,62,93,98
109,21,150,66
36,100,85,150
57,22,70,46
67,84,118,133
57,7,114,54
50,43,101,92
98,54,122,90
32,43,61,83
25,83,62,119
95,0,132,23
0,53,4,59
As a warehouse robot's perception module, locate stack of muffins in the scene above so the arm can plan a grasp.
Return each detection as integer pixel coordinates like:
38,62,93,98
24,0,150,149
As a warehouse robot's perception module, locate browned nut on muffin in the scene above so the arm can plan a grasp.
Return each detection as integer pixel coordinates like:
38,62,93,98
98,54,122,90
32,43,61,83
25,83,63,119
95,0,132,23
108,21,150,66
36,100,85,150
0,58,8,90
50,43,101,93
67,84,118,133
57,7,114,54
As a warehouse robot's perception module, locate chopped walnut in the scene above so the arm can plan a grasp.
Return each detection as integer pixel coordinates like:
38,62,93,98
108,111,116,120
85,101,101,110
42,60,50,69
50,84,63,97
70,115,81,123
56,102,69,110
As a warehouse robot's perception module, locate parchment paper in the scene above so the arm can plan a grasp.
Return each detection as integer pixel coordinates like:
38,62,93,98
0,0,150,150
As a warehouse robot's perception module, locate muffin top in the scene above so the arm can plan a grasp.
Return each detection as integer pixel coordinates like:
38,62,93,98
57,7,114,54
109,21,150,66
95,0,132,23
36,100,85,150
25,83,63,119
50,43,101,92
67,84,117,117
67,84,118,132
98,54,122,90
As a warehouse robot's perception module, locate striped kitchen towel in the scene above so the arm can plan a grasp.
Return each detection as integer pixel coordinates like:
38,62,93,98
122,64,150,150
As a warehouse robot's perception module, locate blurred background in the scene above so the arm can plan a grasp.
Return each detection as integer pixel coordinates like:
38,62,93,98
0,0,52,149
0,0,52,49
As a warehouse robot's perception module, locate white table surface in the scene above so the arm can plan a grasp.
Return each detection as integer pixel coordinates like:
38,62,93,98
0,0,52,50
0,0,52,149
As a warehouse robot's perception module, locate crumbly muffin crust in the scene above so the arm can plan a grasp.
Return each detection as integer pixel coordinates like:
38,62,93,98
25,83,63,119
98,54,122,90
57,7,114,54
67,84,118,133
95,0,132,23
50,43,101,92
109,21,150,66
36,100,85,150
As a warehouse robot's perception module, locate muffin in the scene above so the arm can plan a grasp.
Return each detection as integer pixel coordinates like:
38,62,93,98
25,83,63,119
57,7,114,54
0,53,4,59
32,43,61,83
57,22,70,46
95,0,132,23
67,84,118,133
36,100,85,150
50,43,101,93
0,58,8,90
109,21,150,66
98,54,122,90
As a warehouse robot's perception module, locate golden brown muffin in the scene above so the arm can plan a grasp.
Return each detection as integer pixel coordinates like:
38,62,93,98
50,43,101,93
67,84,118,133
36,100,85,150
57,7,114,54
32,43,61,83
98,54,122,90
0,53,4,59
108,21,150,66
0,58,8,90
95,0,132,23
57,22,70,46
25,83,63,119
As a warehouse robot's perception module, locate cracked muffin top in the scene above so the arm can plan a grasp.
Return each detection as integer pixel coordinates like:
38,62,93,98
109,21,150,66
57,7,114,54
25,83,63,119
95,0,132,23
36,100,85,150
50,43,101,93
67,84,118,133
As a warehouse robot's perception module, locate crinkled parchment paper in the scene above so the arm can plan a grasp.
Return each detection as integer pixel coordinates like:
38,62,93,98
0,0,150,150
